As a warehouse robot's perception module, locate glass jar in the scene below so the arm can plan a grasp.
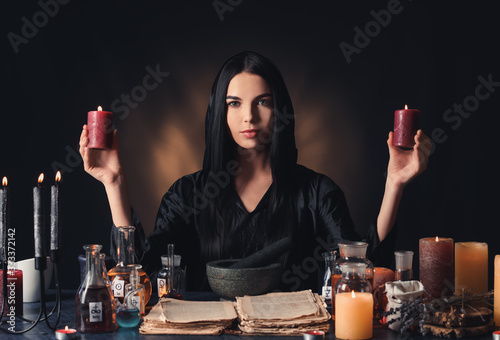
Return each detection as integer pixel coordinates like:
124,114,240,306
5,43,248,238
107,226,152,304
75,244,114,333
335,263,373,340
334,241,374,289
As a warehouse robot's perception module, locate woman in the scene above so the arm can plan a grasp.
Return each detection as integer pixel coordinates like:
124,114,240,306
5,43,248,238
79,51,430,291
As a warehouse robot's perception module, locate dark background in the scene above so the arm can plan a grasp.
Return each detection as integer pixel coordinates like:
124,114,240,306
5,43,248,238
1,1,499,290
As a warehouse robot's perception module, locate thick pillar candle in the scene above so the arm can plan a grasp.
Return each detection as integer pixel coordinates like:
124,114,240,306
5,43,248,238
335,291,373,339
393,105,420,149
455,242,488,294
495,255,500,327
419,237,454,298
87,106,113,149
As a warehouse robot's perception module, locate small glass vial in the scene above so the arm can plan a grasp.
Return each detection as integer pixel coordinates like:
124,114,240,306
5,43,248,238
321,250,336,312
158,244,183,299
158,254,182,298
394,250,414,281
125,265,145,317
335,263,373,340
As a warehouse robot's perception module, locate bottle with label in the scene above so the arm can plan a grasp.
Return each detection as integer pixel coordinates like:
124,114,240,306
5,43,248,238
157,253,184,298
107,226,152,304
321,250,336,312
75,244,113,333
124,265,145,317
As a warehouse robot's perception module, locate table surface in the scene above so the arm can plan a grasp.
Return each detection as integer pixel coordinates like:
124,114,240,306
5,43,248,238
0,290,497,339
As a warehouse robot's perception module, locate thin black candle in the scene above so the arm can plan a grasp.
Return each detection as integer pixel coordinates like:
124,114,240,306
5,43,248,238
50,171,61,263
34,173,46,271
0,177,9,265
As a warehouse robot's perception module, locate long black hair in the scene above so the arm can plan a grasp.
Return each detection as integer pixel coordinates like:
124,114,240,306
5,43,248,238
200,51,298,261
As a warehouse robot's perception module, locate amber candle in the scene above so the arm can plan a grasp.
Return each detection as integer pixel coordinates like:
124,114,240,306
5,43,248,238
335,291,373,339
455,242,488,294
419,237,454,298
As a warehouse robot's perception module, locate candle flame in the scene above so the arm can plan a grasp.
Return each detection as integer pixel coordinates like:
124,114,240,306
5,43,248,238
65,326,69,331
98,106,102,111
404,104,408,109
435,236,439,242
55,171,61,183
351,290,356,298
38,173,44,184
2,177,7,187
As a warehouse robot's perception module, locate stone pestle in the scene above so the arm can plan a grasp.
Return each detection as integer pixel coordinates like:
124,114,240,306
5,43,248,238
228,237,293,269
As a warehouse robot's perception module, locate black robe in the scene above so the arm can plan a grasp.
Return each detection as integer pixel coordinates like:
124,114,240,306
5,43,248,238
111,164,396,291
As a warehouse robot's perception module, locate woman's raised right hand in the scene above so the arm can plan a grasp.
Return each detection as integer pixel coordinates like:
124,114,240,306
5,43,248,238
79,124,124,186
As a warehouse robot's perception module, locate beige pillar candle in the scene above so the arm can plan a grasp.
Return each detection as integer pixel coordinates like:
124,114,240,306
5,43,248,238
455,242,488,295
335,291,373,339
494,255,500,326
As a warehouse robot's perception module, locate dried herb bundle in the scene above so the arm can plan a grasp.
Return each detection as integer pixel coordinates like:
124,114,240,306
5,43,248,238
384,290,493,335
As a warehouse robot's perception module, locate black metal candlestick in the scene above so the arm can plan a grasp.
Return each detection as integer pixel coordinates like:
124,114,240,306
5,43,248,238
0,174,62,334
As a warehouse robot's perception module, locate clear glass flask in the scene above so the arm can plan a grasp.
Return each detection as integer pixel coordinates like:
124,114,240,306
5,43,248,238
107,226,152,304
100,253,117,326
75,244,113,333
125,265,145,317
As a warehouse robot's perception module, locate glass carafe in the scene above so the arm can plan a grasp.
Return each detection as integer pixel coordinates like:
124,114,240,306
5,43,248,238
334,241,374,289
75,244,114,333
335,263,373,340
108,226,152,304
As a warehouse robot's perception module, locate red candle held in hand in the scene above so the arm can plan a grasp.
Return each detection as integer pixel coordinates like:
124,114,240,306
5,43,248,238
87,106,113,149
393,105,420,149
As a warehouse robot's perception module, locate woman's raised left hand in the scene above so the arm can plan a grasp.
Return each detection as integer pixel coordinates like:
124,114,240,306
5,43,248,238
386,129,432,187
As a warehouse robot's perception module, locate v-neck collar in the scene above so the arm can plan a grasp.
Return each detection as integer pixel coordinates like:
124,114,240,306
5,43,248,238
231,182,272,215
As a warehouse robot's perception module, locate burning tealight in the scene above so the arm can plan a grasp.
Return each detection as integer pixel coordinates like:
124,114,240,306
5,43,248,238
55,326,77,340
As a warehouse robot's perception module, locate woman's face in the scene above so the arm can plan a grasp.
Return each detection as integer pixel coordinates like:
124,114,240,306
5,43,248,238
226,72,273,151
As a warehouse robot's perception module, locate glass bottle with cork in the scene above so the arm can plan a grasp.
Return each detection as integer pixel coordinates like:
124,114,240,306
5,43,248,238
107,226,152,304
75,244,114,333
